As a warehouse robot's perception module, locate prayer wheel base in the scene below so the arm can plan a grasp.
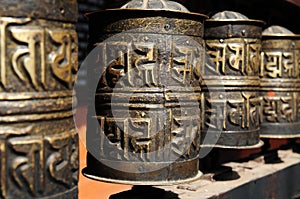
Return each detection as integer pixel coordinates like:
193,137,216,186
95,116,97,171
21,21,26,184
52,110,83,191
83,155,202,185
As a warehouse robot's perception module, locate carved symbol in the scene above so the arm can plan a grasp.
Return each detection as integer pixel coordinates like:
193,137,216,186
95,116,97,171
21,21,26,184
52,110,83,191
100,42,129,88
49,29,78,88
245,40,260,76
133,43,157,87
0,17,30,88
0,125,32,198
9,137,44,196
205,99,227,130
206,42,227,75
10,27,46,90
228,92,256,129
45,132,73,188
228,43,245,73
125,118,152,161
172,46,194,84
264,52,283,78
171,111,200,158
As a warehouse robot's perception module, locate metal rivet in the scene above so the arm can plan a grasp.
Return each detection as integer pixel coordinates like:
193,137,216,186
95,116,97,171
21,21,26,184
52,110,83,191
164,24,171,31
60,7,65,14
242,30,246,36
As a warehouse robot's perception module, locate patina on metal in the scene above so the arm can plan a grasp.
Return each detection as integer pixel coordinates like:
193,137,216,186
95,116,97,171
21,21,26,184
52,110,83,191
260,26,300,138
203,11,264,148
0,1,79,198
83,0,207,185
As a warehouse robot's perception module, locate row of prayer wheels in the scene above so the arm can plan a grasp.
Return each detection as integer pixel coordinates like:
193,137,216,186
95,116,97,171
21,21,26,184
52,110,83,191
83,0,300,186
0,0,299,198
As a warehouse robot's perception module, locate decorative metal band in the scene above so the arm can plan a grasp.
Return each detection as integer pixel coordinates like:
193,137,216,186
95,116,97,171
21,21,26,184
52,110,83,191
87,10,206,40
260,36,300,138
205,20,264,39
201,129,261,148
203,25,262,148
0,0,77,22
0,14,78,198
84,153,201,185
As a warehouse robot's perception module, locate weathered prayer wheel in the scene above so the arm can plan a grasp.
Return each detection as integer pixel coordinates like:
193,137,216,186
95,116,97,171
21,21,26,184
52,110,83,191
260,26,300,138
202,11,264,148
83,0,207,185
0,1,79,198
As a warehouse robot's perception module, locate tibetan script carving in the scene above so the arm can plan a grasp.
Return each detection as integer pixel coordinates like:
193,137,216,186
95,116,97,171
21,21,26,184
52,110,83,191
260,50,300,78
0,18,77,91
49,29,78,88
205,39,261,76
10,136,44,196
261,93,298,123
0,17,30,88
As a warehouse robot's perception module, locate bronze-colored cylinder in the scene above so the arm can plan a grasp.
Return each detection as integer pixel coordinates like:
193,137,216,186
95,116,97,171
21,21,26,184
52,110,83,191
260,27,300,138
83,7,207,185
203,12,264,148
0,1,79,198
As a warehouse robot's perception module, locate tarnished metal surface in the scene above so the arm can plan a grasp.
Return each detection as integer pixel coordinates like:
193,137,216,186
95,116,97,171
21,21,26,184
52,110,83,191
0,0,77,22
83,0,207,185
203,11,264,148
260,26,300,138
0,1,79,198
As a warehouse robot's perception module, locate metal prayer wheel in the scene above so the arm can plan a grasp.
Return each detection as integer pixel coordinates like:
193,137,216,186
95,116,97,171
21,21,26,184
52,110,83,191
83,0,207,185
0,1,78,198
202,11,264,148
260,26,300,138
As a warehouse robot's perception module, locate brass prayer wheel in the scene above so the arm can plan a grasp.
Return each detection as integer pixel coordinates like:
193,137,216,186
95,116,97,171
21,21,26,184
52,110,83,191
260,26,300,138
203,11,264,148
83,0,207,185
0,1,79,198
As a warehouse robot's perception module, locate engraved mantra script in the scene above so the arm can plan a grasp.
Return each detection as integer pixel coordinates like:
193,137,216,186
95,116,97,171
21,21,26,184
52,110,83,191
261,93,298,123
98,112,199,161
3,132,77,197
0,17,77,90
260,50,300,78
205,92,259,130
100,41,201,88
206,39,261,76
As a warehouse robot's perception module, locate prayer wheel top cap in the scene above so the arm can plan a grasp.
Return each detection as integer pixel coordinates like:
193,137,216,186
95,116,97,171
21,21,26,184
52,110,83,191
85,0,207,20
205,11,265,39
211,10,248,20
206,10,264,23
121,0,189,12
262,25,300,38
0,0,77,22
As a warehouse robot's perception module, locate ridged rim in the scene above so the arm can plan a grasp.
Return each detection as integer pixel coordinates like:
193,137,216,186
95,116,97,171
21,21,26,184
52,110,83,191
85,8,208,19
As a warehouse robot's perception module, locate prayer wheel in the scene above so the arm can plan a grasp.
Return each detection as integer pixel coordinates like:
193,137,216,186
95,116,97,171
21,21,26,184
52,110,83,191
202,11,264,148
260,26,300,138
0,1,79,198
83,0,207,185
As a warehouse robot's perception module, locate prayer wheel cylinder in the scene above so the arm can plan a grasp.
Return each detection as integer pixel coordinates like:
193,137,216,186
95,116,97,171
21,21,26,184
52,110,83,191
260,26,300,138
202,11,264,148
83,0,207,185
0,1,79,198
